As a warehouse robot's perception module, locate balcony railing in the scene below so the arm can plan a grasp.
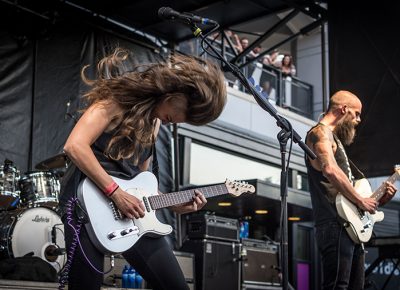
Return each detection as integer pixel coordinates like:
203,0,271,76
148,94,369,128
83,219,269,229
178,38,314,120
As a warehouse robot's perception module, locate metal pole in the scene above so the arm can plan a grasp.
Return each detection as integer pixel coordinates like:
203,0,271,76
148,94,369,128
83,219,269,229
321,22,328,112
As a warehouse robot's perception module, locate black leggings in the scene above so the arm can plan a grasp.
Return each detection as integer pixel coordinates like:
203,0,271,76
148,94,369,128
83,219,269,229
64,218,189,290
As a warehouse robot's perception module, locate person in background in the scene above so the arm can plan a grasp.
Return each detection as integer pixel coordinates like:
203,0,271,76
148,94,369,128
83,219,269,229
279,54,296,106
262,49,281,68
59,48,227,290
280,54,296,77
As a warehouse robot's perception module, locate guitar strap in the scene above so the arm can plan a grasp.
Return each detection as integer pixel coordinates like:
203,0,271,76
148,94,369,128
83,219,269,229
332,134,366,182
332,134,354,185
348,159,365,181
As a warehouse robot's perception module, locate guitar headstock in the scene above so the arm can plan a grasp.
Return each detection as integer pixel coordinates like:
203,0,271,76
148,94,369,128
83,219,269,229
394,165,400,175
225,179,255,197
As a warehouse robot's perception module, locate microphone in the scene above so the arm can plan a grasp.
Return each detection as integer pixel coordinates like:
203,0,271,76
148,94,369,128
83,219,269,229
158,7,217,26
44,245,65,262
45,245,66,257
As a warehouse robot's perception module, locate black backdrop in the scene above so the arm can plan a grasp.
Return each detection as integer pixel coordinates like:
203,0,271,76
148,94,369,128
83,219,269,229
0,23,164,173
329,0,400,177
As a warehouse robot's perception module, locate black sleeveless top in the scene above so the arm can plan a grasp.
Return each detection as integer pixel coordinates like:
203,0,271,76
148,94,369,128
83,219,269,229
58,130,152,217
305,124,354,226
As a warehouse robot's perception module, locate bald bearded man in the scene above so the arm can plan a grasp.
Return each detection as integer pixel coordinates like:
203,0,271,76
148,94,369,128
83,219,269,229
305,90,397,289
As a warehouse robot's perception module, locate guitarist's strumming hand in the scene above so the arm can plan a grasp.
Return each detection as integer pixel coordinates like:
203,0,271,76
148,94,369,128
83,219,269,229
356,197,378,214
110,187,146,219
379,181,397,206
170,190,207,214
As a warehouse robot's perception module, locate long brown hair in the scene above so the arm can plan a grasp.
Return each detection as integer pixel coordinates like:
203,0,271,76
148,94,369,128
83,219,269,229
81,48,227,164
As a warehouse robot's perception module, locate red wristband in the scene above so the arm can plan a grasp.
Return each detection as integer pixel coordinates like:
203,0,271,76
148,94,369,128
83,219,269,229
104,181,119,197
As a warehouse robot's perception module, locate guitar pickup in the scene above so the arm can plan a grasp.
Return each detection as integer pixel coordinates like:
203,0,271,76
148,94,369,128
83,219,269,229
107,226,139,240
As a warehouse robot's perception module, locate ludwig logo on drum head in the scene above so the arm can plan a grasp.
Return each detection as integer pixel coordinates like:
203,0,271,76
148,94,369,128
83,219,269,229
32,215,50,223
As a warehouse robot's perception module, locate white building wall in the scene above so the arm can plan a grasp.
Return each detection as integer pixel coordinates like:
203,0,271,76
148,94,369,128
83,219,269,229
219,87,316,152
296,26,329,120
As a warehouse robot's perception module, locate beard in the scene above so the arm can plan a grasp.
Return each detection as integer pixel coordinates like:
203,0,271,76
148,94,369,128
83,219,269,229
334,115,357,146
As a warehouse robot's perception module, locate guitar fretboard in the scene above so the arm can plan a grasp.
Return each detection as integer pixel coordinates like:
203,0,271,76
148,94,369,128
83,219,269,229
371,172,399,201
148,184,228,210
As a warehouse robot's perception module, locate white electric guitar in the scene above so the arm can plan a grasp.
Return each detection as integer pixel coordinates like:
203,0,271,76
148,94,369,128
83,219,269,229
77,171,255,253
336,166,400,244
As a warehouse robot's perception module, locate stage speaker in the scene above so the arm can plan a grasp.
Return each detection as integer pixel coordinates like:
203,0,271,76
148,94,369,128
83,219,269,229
181,239,241,290
241,239,280,286
173,250,195,288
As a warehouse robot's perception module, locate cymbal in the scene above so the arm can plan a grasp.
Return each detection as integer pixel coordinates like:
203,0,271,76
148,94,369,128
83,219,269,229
35,153,69,170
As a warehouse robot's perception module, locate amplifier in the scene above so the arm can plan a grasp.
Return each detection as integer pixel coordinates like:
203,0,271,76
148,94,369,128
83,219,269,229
241,239,280,286
173,250,195,283
186,212,239,242
181,239,241,290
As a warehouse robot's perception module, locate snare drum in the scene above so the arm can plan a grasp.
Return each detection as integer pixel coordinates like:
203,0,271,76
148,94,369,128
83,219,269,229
0,206,66,272
0,165,20,197
19,171,60,204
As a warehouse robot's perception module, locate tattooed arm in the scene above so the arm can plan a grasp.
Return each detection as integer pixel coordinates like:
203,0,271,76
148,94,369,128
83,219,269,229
306,125,377,213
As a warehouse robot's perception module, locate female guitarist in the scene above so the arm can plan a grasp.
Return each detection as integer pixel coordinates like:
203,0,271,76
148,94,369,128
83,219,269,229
59,48,227,290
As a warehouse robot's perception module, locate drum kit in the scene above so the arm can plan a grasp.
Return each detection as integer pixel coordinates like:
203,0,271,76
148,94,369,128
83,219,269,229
0,154,69,272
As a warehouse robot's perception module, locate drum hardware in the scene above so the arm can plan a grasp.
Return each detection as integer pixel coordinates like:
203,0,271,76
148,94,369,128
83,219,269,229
35,153,69,170
0,160,21,197
0,160,21,210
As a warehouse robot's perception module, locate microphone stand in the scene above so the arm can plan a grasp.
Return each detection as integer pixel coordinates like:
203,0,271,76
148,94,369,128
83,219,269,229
186,21,317,290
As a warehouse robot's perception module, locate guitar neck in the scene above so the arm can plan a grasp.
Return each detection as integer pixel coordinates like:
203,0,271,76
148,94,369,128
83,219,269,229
148,184,228,210
371,172,399,201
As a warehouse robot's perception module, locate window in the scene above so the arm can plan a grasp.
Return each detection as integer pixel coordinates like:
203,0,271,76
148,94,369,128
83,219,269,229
189,142,281,185
296,172,309,191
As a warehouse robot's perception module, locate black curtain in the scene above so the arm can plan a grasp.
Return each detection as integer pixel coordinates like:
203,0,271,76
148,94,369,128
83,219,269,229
0,33,33,172
329,0,400,177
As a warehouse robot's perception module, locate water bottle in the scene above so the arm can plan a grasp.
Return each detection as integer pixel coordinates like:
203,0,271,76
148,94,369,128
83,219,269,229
127,266,136,288
121,265,129,288
239,221,249,239
135,272,144,289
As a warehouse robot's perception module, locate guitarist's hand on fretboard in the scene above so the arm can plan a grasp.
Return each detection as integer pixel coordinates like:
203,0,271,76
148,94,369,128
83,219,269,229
170,190,207,214
379,181,398,206
111,187,146,219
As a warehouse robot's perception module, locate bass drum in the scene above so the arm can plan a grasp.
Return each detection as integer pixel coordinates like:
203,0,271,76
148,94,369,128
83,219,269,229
0,206,66,272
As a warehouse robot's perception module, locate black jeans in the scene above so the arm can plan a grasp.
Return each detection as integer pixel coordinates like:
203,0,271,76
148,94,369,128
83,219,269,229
63,217,189,290
315,221,365,290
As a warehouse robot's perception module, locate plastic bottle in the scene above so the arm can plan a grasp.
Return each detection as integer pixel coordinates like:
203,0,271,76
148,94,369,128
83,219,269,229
135,272,144,289
122,265,129,288
127,266,136,288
